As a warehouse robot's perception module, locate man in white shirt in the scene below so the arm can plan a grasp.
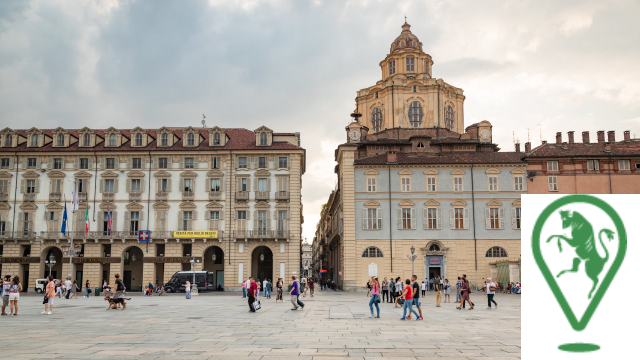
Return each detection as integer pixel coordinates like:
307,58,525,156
485,277,497,309
263,279,268,297
64,278,72,299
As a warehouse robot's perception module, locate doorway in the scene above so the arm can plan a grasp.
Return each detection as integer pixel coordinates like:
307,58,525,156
124,271,132,290
203,246,224,289
123,246,143,291
251,246,273,281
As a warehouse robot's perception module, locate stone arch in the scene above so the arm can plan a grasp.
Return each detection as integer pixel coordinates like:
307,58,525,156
203,245,225,290
251,245,274,282
121,245,144,291
40,245,63,280
425,240,445,252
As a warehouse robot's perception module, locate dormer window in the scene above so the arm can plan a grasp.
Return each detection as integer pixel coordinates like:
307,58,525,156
187,133,195,146
57,134,64,146
4,134,11,147
417,142,425,149
213,133,220,145
161,133,168,146
109,134,116,146
83,134,90,146
31,134,38,147
135,133,142,146
260,133,267,146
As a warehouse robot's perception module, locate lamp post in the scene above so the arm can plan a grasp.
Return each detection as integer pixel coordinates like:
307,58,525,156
45,254,56,277
190,255,200,293
406,245,418,277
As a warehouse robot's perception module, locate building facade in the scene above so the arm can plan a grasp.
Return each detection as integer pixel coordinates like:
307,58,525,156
0,125,304,292
313,22,522,291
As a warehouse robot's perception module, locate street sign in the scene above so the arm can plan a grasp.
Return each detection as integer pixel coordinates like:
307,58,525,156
338,270,343,276
138,230,151,242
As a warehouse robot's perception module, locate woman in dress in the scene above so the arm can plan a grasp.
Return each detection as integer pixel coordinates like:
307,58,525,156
71,280,79,299
443,279,451,303
457,278,473,310
9,275,22,316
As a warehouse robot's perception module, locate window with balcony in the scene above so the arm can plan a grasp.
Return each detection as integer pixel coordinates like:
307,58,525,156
184,158,194,169
132,158,142,169
238,157,247,168
159,178,168,192
105,179,115,193
236,210,247,232
80,158,89,169
240,178,247,192
159,158,168,169
131,179,141,192
183,178,193,192
257,210,268,235
258,178,267,191
277,210,287,236
129,211,139,233
258,157,267,168
54,158,63,170
182,211,193,231
106,158,115,169
208,211,220,230
278,157,288,168
26,179,35,193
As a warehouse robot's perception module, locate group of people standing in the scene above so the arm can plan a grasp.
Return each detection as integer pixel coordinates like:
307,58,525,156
1,275,22,316
244,275,318,312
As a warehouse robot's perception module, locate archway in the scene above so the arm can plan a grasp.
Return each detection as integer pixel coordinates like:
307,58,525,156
251,246,273,282
203,246,224,291
122,246,144,291
41,247,63,280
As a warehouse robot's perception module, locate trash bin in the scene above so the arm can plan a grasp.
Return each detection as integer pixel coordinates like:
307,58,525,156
95,288,100,296
287,284,292,292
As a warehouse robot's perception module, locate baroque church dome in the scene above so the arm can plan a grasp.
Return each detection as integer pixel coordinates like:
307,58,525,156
390,22,422,53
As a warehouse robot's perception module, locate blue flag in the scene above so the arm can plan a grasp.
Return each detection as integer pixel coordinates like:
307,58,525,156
61,202,68,235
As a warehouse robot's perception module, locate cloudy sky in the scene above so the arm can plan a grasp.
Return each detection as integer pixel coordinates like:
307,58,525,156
1,0,639,242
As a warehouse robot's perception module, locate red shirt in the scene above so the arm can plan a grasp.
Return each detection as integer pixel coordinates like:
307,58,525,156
404,285,413,300
249,281,257,296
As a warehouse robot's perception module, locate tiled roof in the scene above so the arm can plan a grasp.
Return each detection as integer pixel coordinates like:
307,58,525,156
0,127,303,152
354,151,525,165
523,141,640,158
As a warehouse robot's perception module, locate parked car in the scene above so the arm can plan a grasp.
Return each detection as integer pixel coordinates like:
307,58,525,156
164,271,214,293
34,279,46,294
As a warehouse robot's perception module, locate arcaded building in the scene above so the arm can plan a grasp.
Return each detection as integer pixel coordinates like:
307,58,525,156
0,125,304,292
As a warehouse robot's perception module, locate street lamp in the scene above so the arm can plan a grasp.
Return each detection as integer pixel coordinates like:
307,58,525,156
407,245,418,277
45,254,56,277
190,256,200,293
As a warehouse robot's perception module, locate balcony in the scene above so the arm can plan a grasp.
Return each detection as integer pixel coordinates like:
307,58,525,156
102,192,114,202
78,192,88,201
155,191,168,201
182,190,194,201
129,192,141,202
234,230,289,239
255,191,269,201
236,191,249,200
275,191,289,200
13,230,37,240
208,191,221,201
23,193,36,202
0,193,9,202
49,192,62,202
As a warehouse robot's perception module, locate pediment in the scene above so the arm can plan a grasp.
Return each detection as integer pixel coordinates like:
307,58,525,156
205,201,223,210
19,202,38,210
365,169,379,175
0,171,13,178
22,171,40,179
255,169,271,177
0,202,11,211
153,201,169,210
183,126,198,133
487,199,503,207
101,171,119,178
255,201,270,209
0,127,15,135
52,127,69,135
398,199,415,207
26,127,44,135
424,199,440,207
126,201,144,211
451,199,467,207
179,201,196,210
364,200,380,208
127,170,146,178
511,168,526,175
208,126,225,134
424,169,439,175
512,199,521,207
75,171,92,178
486,168,501,174
99,202,117,210
47,171,66,178
78,127,94,134
180,170,198,178
154,170,171,178
206,170,224,178
254,126,273,133
451,169,466,175
45,202,64,210
104,126,119,134
130,126,146,134
399,169,413,175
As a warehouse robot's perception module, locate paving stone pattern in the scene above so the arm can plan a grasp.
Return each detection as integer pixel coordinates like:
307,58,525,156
0,289,520,359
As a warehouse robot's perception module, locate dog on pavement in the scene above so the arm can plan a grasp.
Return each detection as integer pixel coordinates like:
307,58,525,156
104,294,131,310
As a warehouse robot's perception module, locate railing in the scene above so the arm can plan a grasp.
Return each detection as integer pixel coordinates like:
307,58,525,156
49,192,61,202
236,191,249,200
275,191,289,200
255,191,269,201
129,192,141,202
0,193,8,202
155,191,168,201
78,192,88,201
102,192,114,202
11,231,37,240
182,191,194,201
208,191,221,201
23,193,36,202
234,230,289,239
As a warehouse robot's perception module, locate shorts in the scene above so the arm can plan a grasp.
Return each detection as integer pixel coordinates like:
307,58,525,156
9,293,19,301
2,295,8,307
413,299,421,308
48,298,54,305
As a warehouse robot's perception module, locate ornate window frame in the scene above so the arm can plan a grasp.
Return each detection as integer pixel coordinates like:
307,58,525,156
208,126,227,147
254,126,273,146
181,126,200,148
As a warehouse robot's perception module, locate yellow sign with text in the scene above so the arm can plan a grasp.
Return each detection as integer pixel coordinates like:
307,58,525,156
173,231,219,239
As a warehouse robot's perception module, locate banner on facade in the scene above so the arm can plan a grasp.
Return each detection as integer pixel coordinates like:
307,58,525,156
429,257,441,265
173,231,218,239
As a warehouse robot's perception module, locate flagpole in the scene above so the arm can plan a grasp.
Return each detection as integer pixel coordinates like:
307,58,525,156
68,177,77,279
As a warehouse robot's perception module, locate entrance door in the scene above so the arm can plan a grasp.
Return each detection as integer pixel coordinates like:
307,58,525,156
428,267,441,280
124,271,132,290
216,270,224,290
76,271,83,290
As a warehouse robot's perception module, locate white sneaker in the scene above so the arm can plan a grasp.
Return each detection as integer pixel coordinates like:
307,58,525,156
41,311,47,314
47,311,52,315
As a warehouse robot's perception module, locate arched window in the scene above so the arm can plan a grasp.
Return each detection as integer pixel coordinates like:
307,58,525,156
135,133,142,146
57,134,64,146
213,133,220,145
371,107,383,133
161,133,168,146
31,134,38,146
187,133,195,146
260,132,267,146
408,101,423,128
485,246,508,258
109,134,116,146
83,134,90,146
362,247,383,258
5,134,11,147
446,106,454,130
417,142,424,149
429,244,440,251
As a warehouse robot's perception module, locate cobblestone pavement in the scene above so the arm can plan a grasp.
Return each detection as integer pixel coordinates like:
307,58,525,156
0,289,520,359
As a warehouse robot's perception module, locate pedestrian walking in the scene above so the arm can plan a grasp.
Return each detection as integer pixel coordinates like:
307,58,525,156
242,280,247,298
435,276,442,307
248,277,257,312
457,278,474,310
455,277,462,303
8,275,22,316
381,278,389,303
308,278,315,297
85,280,91,298
301,277,307,297
394,277,402,307
257,279,262,297
55,279,63,298
64,277,72,299
443,279,451,303
42,275,55,315
1,275,10,316
276,278,284,302
400,279,419,320
266,279,272,299
421,281,426,296
461,275,475,308
70,280,79,299
485,277,498,309
263,279,268,297
185,281,191,299
429,278,434,291
289,276,303,310
411,275,423,320
114,273,125,299
368,277,380,318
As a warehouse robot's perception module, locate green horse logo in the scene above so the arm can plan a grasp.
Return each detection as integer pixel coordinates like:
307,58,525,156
546,210,616,299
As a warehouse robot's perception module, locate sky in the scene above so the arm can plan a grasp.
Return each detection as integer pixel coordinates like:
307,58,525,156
1,0,639,244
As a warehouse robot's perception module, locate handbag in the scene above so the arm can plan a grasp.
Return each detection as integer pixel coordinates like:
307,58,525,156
397,298,405,305
252,300,261,311
372,294,381,304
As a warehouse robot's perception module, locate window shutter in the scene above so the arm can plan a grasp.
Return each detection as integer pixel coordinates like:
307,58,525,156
247,210,251,220
140,179,144,192
17,216,23,235
87,158,93,169
126,179,131,193
140,211,144,221
179,157,184,168
499,208,505,229
100,179,104,192
464,209,470,229
436,209,442,229
100,158,105,169
362,209,368,230
178,211,183,229
192,211,197,220
205,211,210,220
127,158,132,169
191,178,195,192
287,156,290,168
36,158,41,169
220,209,225,221
411,208,416,229
511,208,517,229
114,179,119,192
253,178,257,191
205,178,210,192
248,178,252,192
396,208,402,229
267,210,271,230
35,179,40,193
193,158,199,169
485,208,491,229
422,209,428,229
267,178,271,191
112,212,117,230
20,179,25,193
180,178,184,191
152,157,158,169
232,211,236,220
377,209,382,230
47,158,54,169
97,211,103,222
124,211,130,232
449,208,454,229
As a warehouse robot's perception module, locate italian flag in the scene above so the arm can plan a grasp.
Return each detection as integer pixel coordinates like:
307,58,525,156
85,205,89,236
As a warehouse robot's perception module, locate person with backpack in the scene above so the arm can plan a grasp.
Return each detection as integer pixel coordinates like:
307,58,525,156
114,273,125,298
8,275,22,316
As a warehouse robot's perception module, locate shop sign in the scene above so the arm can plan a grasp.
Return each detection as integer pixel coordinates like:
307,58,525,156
0,257,40,264
429,257,441,265
173,231,218,239
143,256,203,263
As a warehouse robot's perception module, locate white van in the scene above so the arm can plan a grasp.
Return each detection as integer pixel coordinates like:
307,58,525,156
34,279,46,293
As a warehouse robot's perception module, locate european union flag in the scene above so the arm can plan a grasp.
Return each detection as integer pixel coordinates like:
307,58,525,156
61,202,68,235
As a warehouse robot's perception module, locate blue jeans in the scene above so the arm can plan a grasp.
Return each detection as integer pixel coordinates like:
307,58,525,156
369,295,380,317
242,288,246,297
85,288,91,298
402,299,419,319
265,289,270,298
186,290,191,299
297,295,304,307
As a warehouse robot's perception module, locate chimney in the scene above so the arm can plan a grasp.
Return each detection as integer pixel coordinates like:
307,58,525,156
597,130,605,143
524,142,531,152
582,131,590,143
515,142,521,152
607,131,615,142
624,130,631,142
556,132,562,145
567,131,575,144
386,152,397,163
